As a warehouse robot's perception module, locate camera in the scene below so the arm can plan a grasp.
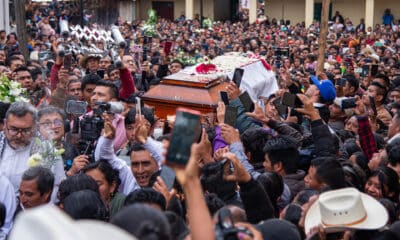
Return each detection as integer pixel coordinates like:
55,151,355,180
335,97,357,110
111,25,127,49
215,208,253,240
69,100,123,162
59,19,70,39
57,43,72,58
93,101,123,116
110,48,123,69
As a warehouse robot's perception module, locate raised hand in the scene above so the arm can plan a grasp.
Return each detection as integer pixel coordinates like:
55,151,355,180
222,152,251,183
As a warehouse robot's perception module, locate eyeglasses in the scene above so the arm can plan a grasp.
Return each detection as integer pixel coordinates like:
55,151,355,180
6,125,33,136
39,119,63,128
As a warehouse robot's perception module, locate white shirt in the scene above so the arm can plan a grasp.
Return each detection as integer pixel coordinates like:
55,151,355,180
0,140,66,203
0,142,32,191
0,173,17,240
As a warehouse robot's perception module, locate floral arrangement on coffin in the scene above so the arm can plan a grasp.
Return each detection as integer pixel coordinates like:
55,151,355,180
28,138,65,168
0,74,29,103
195,62,217,74
142,9,158,37
174,51,205,66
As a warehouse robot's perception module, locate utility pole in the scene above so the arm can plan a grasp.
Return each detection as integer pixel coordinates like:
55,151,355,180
80,0,84,26
14,0,29,59
316,0,330,74
200,0,204,28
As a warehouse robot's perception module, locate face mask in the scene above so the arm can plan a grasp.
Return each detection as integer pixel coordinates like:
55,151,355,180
152,127,163,140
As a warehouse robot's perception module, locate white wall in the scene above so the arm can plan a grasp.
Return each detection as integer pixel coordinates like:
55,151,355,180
265,0,306,24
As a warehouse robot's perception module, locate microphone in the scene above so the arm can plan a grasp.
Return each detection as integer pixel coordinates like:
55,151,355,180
107,102,124,114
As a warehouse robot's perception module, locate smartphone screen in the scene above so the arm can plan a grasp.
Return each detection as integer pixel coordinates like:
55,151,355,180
239,91,254,112
369,96,377,116
66,100,88,115
164,41,173,56
282,92,302,108
166,108,202,166
371,64,378,76
135,97,142,120
220,91,230,106
232,68,244,87
97,69,105,79
224,106,237,127
64,55,72,70
273,98,288,118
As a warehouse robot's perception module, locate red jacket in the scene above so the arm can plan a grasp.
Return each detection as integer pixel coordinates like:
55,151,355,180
50,63,62,91
119,68,135,100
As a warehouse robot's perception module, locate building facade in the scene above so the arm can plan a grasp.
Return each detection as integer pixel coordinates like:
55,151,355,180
120,0,399,29
265,0,399,28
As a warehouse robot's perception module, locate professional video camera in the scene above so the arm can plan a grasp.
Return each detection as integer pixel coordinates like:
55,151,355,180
215,208,253,240
66,100,123,162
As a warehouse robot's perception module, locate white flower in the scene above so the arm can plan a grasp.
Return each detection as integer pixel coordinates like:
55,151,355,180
15,96,29,102
27,153,43,167
2,96,10,103
55,148,65,156
10,88,22,96
10,81,20,89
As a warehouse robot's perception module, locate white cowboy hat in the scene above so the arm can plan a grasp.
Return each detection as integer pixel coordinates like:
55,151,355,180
9,205,136,240
305,188,388,234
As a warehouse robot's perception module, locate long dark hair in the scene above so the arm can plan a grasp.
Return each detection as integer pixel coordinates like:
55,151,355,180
82,160,121,194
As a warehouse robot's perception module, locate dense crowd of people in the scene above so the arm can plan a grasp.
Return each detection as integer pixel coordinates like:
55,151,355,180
1,1,400,239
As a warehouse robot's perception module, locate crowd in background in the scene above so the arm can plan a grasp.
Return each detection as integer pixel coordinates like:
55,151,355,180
1,1,400,240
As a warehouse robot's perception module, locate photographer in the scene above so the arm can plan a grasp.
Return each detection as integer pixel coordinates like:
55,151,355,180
88,80,127,152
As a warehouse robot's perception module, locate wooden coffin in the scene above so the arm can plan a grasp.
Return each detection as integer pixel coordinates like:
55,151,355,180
142,72,229,118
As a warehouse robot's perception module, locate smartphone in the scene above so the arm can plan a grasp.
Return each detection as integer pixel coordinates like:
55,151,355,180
220,91,230,106
369,96,377,116
341,97,357,110
131,44,143,53
163,41,173,56
224,106,237,127
135,97,142,120
361,65,369,77
275,60,281,69
65,100,88,115
273,98,288,118
64,54,72,70
166,108,202,166
371,64,378,76
239,91,255,112
97,69,105,79
232,68,244,87
282,92,302,108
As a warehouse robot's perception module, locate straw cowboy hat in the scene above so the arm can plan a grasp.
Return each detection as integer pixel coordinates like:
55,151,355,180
9,205,136,240
80,54,101,69
360,45,380,61
305,188,388,234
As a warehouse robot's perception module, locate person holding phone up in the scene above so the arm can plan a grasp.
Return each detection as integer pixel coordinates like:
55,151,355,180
362,81,392,127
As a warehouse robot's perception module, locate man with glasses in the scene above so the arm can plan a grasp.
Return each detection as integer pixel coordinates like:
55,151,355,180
0,102,65,199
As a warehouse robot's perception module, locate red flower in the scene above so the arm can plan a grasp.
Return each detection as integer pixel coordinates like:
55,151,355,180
195,63,217,74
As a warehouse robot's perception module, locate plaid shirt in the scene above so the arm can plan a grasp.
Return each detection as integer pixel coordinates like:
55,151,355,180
357,116,377,161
